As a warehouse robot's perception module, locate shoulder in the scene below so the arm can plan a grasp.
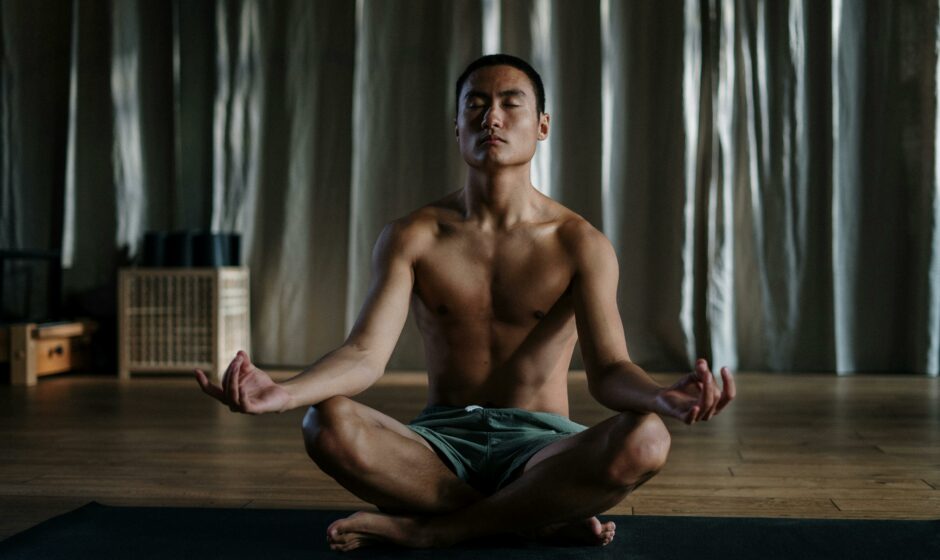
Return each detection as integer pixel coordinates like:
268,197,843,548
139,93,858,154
374,198,456,262
556,213,617,271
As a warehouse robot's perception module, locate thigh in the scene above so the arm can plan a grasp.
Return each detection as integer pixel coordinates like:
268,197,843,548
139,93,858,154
305,396,440,463
335,398,436,450
520,411,647,475
304,397,483,513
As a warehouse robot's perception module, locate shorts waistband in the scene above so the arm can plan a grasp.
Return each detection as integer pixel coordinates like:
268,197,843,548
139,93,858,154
416,404,572,422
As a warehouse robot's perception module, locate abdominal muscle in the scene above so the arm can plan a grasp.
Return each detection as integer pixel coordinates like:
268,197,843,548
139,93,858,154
416,310,578,417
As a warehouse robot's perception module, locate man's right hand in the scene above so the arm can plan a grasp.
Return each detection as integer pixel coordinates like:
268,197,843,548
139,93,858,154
195,350,291,414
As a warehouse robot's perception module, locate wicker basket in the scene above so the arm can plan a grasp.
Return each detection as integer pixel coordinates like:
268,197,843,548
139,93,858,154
118,267,250,382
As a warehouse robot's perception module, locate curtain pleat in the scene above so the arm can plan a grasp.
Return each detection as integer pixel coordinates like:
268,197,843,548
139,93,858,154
111,0,147,257
0,0,72,253
3,0,939,375
930,2,940,375
604,0,693,369
349,0,481,369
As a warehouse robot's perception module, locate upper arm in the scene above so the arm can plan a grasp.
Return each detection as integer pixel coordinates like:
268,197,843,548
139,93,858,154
344,220,419,373
567,222,631,377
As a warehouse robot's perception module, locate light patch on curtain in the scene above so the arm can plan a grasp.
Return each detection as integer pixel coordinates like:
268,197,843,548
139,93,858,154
482,0,501,54
346,0,367,334
212,0,261,237
929,0,940,376
831,0,865,374
786,0,808,351
681,0,701,367
62,0,79,268
707,0,738,371
529,0,552,199
111,0,147,257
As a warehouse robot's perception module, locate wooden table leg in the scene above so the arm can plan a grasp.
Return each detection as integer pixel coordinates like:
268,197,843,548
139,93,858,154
11,323,37,386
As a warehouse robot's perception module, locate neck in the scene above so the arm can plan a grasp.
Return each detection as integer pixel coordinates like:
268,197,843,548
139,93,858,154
462,164,540,230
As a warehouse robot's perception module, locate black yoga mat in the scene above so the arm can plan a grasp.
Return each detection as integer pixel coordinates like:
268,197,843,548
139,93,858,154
1,502,937,559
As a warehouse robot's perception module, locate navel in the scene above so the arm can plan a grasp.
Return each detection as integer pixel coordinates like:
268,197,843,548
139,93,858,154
533,310,545,320
437,304,449,315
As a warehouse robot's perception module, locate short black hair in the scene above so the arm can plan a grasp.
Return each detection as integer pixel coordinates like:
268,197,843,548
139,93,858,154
455,54,546,115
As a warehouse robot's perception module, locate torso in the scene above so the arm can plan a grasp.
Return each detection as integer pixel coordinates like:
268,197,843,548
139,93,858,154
404,190,585,416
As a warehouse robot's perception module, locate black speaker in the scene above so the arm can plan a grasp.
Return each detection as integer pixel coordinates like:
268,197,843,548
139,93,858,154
141,231,166,267
165,231,194,267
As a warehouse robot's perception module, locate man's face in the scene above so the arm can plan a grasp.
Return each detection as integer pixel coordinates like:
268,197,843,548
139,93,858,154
455,65,550,171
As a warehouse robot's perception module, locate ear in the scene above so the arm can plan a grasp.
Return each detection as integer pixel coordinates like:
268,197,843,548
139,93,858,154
537,112,550,141
454,118,459,141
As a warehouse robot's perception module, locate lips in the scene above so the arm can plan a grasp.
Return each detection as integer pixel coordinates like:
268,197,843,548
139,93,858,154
479,134,505,146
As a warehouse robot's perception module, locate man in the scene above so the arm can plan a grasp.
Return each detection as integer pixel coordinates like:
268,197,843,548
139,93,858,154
195,54,735,551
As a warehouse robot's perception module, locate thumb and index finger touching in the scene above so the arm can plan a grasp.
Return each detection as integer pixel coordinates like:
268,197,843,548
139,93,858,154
671,359,736,423
194,350,252,404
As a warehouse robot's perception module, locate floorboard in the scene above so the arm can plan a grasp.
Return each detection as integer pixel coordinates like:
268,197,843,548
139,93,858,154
1,371,938,539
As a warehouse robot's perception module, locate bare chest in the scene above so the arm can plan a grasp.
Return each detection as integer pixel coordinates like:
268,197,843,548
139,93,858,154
412,228,573,325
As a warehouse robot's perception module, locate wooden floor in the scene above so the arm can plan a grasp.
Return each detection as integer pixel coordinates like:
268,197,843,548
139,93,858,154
1,370,938,539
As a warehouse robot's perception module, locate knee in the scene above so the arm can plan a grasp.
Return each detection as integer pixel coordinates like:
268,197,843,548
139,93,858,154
301,396,365,469
603,413,671,489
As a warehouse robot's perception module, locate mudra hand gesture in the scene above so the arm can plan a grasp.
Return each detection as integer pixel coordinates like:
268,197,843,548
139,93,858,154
653,359,735,424
195,350,291,414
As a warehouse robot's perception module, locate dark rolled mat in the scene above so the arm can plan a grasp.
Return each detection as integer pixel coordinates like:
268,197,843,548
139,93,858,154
1,502,937,559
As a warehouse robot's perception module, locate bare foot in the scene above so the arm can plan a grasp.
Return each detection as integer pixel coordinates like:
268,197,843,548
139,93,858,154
531,516,616,546
326,511,452,552
327,511,614,551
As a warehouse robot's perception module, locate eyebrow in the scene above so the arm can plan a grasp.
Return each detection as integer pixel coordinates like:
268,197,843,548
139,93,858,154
464,89,528,101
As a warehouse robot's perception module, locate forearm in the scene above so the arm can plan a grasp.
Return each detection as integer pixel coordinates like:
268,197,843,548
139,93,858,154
279,344,382,410
587,359,664,414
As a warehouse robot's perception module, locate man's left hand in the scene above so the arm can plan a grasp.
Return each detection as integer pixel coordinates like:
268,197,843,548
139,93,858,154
652,359,735,424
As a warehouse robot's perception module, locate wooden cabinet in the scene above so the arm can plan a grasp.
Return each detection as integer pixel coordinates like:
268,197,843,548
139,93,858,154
118,267,250,382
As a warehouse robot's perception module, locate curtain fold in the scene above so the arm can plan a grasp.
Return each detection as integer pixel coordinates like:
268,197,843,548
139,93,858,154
605,0,693,369
349,0,481,368
3,0,939,375
110,0,147,257
0,0,72,253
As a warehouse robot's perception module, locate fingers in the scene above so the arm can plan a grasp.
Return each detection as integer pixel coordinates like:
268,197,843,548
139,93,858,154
225,354,243,408
220,356,234,398
699,364,735,421
685,405,700,425
194,369,225,401
715,367,736,413
669,360,735,425
236,349,251,368
694,359,717,421
196,352,256,413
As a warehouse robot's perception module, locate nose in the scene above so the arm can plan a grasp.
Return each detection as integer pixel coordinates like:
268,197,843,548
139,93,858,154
482,106,503,130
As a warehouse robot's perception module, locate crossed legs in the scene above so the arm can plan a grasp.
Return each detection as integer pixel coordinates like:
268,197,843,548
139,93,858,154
302,396,670,550
302,396,483,514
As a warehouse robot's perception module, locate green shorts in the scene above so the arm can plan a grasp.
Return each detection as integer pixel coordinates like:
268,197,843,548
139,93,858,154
408,405,587,494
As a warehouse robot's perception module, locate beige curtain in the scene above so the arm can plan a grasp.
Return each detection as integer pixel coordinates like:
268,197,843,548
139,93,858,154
1,0,938,375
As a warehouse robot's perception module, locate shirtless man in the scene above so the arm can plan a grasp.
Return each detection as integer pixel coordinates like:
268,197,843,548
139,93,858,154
195,54,735,551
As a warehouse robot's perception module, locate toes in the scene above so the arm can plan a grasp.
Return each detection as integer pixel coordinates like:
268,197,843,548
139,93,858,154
329,535,363,552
